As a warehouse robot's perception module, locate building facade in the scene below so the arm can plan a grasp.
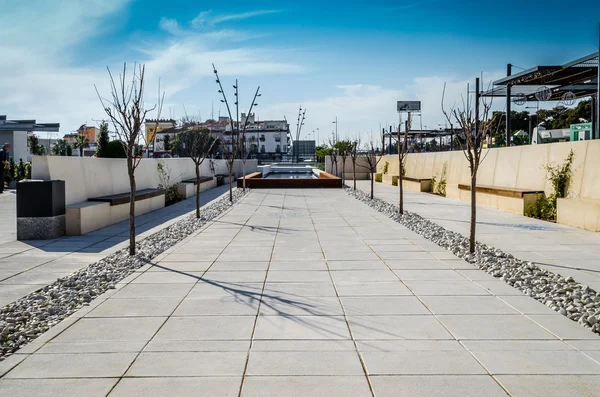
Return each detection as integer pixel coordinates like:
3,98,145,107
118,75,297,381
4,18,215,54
0,115,60,162
145,119,177,147
225,113,290,158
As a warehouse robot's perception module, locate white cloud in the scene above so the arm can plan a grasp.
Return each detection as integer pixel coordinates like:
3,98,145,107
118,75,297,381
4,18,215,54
191,9,281,28
0,2,302,134
159,17,184,36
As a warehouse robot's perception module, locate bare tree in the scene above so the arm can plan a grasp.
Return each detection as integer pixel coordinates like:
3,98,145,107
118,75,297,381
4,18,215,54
212,64,238,203
441,78,493,253
239,87,261,191
179,126,217,218
349,136,361,190
96,63,164,256
359,132,383,199
328,137,339,177
396,117,411,214
335,140,351,186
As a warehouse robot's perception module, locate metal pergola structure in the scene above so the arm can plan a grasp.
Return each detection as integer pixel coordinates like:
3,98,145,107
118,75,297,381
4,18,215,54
383,129,458,154
481,51,600,145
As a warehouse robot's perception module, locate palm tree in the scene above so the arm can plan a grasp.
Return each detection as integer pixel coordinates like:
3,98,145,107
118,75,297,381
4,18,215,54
51,139,72,156
73,135,90,157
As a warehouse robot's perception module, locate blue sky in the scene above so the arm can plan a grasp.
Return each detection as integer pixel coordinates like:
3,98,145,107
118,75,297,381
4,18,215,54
1,0,599,142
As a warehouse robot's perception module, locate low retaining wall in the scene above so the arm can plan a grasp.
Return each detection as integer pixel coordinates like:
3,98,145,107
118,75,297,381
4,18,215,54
32,156,257,205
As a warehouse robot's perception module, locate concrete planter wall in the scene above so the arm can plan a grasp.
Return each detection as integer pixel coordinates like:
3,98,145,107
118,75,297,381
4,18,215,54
32,156,257,206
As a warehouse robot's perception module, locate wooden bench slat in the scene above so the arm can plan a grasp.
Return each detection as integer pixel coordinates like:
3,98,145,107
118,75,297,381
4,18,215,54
458,183,543,199
182,177,213,185
89,188,165,206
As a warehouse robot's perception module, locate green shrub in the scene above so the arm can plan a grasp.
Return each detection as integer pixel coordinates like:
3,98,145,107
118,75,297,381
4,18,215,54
8,158,16,183
525,194,556,220
15,158,26,181
525,150,574,221
157,162,182,206
392,178,398,186
382,161,389,175
104,140,127,158
24,162,32,179
375,173,382,183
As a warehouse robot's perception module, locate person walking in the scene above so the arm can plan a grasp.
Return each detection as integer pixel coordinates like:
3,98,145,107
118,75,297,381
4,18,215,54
0,143,10,193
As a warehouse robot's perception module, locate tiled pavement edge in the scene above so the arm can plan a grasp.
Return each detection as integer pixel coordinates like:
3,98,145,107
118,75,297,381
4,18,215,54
2,189,600,396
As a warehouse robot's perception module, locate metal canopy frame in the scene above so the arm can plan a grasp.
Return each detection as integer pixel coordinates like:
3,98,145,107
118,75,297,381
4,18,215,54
480,50,600,143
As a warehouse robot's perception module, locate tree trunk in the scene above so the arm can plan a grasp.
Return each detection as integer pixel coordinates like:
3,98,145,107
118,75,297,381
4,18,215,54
242,159,246,191
352,161,356,190
341,158,345,185
370,172,374,199
127,157,136,256
469,171,477,253
228,166,233,202
195,163,201,219
399,159,404,214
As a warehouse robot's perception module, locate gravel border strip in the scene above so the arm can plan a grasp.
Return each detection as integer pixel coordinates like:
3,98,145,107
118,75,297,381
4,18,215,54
346,187,600,336
0,189,247,360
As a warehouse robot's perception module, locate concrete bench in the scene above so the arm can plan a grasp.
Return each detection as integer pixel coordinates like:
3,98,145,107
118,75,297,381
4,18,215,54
557,198,600,232
66,189,166,236
178,176,217,199
88,188,165,205
458,184,543,215
403,176,432,192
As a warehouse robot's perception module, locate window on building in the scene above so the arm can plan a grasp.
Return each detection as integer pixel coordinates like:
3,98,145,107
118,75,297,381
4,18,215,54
276,145,281,153
260,145,265,153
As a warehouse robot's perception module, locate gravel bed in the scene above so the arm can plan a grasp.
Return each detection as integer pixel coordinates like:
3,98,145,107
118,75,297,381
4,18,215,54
346,187,600,336
0,189,246,360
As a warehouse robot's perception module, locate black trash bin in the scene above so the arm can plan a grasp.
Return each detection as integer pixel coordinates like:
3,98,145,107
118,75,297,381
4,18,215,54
17,180,66,240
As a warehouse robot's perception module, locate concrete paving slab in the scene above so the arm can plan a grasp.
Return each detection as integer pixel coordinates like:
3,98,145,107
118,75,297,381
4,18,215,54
253,314,350,340
241,376,373,397
471,350,600,374
362,350,487,375
174,297,260,316
108,377,242,397
86,297,182,317
419,296,520,315
246,351,364,375
497,375,600,397
52,317,166,343
341,296,429,315
4,353,137,378
0,379,118,397
126,351,248,376
437,315,557,340
153,316,256,341
370,375,509,397
348,315,453,340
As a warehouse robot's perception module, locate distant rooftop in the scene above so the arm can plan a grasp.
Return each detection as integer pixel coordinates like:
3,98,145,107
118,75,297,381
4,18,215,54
0,115,60,132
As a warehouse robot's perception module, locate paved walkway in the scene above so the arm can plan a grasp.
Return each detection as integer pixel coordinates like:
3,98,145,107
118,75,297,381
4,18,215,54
355,180,600,291
0,190,16,246
0,185,230,307
2,189,600,396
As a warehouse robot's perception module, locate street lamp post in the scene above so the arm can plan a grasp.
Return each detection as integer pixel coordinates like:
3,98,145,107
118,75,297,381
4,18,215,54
332,117,338,142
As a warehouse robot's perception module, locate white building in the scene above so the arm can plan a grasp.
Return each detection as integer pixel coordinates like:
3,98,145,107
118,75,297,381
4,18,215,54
225,113,290,157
